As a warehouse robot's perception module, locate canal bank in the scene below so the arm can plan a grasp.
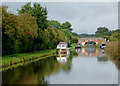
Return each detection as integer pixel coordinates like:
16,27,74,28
1,43,76,71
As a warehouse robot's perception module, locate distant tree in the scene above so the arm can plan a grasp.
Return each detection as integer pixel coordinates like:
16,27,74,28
18,2,48,30
60,21,73,31
95,27,109,34
115,29,120,33
80,33,94,38
72,32,78,37
95,27,109,37
48,20,60,29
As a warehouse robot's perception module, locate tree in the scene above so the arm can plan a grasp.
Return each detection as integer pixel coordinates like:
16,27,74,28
18,2,48,30
115,29,120,33
48,20,60,29
95,27,109,37
95,27,109,34
2,6,38,54
72,32,78,37
60,21,72,31
109,32,120,41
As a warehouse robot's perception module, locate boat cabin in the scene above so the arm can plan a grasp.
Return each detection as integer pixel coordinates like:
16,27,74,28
57,42,69,54
57,42,68,49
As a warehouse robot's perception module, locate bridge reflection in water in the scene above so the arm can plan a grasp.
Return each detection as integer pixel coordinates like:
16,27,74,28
75,48,120,70
75,48,105,57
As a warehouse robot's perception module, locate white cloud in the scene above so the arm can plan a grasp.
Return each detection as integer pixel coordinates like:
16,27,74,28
2,2,118,34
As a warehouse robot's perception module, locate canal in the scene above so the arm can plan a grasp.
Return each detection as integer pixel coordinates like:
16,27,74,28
2,48,118,84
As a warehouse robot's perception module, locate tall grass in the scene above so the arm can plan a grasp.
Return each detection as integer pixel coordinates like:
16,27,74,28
105,41,120,59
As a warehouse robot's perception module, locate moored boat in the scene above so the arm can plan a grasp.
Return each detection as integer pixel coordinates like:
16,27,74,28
56,42,69,54
75,44,81,48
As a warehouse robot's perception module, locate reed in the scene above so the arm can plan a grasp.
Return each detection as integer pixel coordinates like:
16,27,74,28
105,41,120,59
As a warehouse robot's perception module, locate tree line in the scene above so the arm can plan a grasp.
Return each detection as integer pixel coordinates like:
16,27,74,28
2,2,78,55
95,27,120,41
73,27,120,42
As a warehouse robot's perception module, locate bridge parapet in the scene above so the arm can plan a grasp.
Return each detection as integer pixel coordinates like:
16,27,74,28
78,37,106,46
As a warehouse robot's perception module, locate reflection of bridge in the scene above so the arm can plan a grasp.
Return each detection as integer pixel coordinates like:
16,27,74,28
75,48,105,57
78,38,106,46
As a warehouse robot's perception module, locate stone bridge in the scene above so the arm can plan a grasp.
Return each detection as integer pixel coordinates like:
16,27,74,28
78,37,106,46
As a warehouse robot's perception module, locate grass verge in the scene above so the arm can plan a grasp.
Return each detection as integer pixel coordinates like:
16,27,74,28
1,43,76,71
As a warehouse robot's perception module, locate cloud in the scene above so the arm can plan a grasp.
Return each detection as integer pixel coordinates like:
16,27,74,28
2,2,118,34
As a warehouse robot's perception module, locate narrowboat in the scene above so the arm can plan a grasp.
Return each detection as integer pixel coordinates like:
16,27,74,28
56,42,69,54
100,43,106,49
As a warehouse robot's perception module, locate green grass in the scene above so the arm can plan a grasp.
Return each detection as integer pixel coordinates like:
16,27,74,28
1,43,76,71
1,49,56,68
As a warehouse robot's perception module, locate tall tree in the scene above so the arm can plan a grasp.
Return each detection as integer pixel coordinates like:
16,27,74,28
95,27,109,37
95,27,109,34
48,20,60,29
60,21,73,31
18,2,48,30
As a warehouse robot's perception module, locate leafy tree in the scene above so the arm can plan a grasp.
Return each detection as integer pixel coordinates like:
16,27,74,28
109,32,120,41
115,29,120,33
60,29,73,44
48,20,60,29
95,27,109,33
72,37,78,43
80,33,94,38
2,6,38,54
18,2,48,30
95,27,110,37
72,32,78,37
60,21,73,31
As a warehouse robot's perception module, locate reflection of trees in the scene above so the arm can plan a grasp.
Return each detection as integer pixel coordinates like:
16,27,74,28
97,56,108,62
109,57,120,70
2,56,60,84
2,51,75,84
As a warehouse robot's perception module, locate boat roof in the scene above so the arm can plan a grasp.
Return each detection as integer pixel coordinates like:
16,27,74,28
59,42,67,44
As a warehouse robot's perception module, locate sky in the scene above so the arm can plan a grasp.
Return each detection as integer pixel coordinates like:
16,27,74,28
2,2,118,34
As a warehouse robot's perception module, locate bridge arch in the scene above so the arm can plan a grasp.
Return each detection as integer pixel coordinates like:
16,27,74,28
78,37,106,46
84,41,96,45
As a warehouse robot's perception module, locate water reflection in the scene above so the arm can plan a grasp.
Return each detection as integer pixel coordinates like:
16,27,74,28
2,48,118,84
75,48,105,57
56,53,69,64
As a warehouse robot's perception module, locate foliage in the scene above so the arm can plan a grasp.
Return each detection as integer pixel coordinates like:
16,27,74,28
18,2,48,30
109,32,120,41
95,27,114,37
60,21,73,31
72,32,78,37
48,20,60,29
79,33,94,38
2,3,77,55
2,6,38,54
60,29,73,44
95,27,109,33
72,36,78,43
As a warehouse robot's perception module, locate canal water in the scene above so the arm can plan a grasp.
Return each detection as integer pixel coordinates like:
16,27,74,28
2,48,118,84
